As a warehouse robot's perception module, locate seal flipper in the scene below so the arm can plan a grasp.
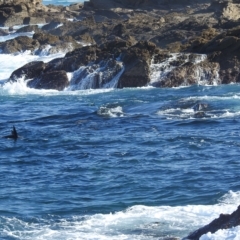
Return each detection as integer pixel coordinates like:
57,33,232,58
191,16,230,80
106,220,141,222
12,126,18,139
3,126,18,139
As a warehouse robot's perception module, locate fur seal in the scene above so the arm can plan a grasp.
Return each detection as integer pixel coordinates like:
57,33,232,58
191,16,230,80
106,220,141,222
4,126,18,140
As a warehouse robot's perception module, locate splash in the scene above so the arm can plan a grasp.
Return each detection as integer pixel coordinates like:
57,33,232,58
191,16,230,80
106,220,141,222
67,59,125,90
0,191,240,240
150,53,220,87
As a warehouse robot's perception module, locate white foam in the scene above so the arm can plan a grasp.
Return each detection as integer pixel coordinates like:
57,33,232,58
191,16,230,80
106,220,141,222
1,191,240,240
67,60,124,90
0,52,65,82
149,53,221,87
97,106,124,117
0,32,34,43
200,226,240,240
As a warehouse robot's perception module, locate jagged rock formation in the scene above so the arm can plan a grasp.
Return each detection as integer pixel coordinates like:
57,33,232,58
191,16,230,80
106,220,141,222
1,0,240,89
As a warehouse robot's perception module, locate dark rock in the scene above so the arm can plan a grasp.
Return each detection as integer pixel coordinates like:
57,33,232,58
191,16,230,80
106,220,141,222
45,45,98,72
9,61,46,82
0,36,40,54
194,111,207,118
117,41,156,88
0,28,8,36
48,21,90,39
41,20,63,31
3,14,25,27
74,33,96,45
70,59,123,89
184,205,240,240
33,32,59,45
23,17,46,25
27,70,69,90
16,25,40,33
153,59,220,88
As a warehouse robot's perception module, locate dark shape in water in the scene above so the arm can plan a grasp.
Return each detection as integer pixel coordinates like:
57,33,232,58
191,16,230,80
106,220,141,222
193,102,208,112
3,126,18,140
194,111,207,118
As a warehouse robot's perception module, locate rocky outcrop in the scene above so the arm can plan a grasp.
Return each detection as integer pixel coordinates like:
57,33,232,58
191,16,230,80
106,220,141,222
7,40,158,90
184,205,240,240
0,0,81,26
0,0,47,26
27,70,69,90
86,0,212,9
0,32,81,54
9,61,46,81
118,41,156,88
184,26,240,85
155,61,220,88
3,0,240,89
0,36,40,53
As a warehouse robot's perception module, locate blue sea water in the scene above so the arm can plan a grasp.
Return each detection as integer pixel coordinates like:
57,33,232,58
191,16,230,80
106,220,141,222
1,4,240,239
42,0,86,6
1,78,240,239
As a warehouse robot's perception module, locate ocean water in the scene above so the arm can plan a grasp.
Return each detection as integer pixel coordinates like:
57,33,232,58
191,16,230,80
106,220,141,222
1,16,240,240
42,0,86,6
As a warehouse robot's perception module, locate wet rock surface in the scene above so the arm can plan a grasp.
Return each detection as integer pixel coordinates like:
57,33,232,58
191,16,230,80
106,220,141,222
184,205,240,240
1,0,240,90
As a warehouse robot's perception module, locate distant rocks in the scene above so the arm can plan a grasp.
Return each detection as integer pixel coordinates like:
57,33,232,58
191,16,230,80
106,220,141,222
184,205,240,240
0,31,81,54
0,0,81,27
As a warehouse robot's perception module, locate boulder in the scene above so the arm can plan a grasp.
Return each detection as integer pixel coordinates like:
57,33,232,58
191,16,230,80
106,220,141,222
16,24,40,33
41,20,63,31
27,70,69,90
0,36,40,54
33,32,59,45
9,61,46,81
154,60,220,88
44,45,98,72
117,41,156,88
0,28,7,35
0,0,47,26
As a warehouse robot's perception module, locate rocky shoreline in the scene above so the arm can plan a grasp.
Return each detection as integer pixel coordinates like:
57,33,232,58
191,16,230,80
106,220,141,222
1,0,240,238
1,0,240,90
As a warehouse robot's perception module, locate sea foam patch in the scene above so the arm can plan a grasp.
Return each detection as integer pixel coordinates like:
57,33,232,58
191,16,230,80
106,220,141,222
0,52,65,82
0,191,240,240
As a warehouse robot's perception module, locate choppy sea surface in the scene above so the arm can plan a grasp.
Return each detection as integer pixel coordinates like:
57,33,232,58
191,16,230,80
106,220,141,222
1,11,240,240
